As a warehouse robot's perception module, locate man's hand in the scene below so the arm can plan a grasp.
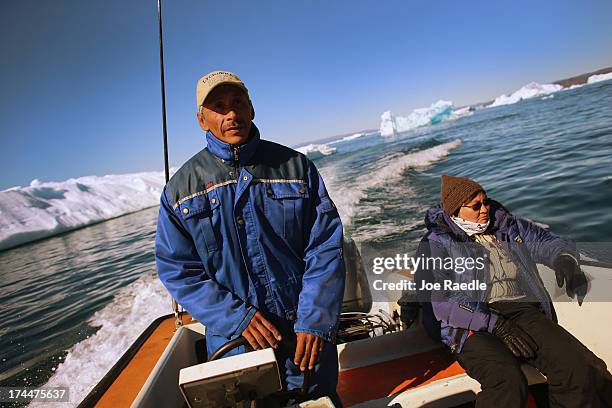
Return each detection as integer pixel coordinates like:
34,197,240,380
242,311,282,350
492,316,538,359
294,332,324,372
553,254,587,306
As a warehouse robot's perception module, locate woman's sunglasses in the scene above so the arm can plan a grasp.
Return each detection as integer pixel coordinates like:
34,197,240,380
461,198,491,211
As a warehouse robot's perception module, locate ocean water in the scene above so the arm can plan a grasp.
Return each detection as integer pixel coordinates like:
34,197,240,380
0,207,171,406
0,79,611,406
321,80,612,250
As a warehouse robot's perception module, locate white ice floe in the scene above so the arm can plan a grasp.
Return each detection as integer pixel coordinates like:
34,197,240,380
489,82,563,107
587,72,612,84
29,273,173,407
341,132,365,142
327,132,367,145
296,143,337,159
0,171,169,251
329,132,375,146
447,106,474,120
565,84,584,91
380,100,454,137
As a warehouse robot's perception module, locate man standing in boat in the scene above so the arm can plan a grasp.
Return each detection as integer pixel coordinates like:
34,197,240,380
155,71,345,405
410,175,612,407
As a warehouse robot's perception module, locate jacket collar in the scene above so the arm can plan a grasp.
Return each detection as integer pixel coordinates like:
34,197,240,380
424,204,471,242
205,124,260,165
424,200,511,242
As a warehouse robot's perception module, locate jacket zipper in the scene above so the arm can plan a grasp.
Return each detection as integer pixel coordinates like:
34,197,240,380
232,145,240,179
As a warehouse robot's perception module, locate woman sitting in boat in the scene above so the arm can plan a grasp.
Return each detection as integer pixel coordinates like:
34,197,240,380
412,174,612,408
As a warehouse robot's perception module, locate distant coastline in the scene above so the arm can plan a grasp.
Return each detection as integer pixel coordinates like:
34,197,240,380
553,66,612,87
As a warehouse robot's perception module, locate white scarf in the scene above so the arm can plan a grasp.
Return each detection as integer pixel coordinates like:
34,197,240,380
451,216,490,236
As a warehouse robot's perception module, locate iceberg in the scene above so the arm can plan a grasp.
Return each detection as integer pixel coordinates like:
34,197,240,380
379,111,398,137
489,82,563,107
379,100,454,137
0,171,168,251
296,143,337,159
587,72,612,84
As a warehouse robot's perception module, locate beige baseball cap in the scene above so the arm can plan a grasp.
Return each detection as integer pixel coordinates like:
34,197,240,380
196,70,249,110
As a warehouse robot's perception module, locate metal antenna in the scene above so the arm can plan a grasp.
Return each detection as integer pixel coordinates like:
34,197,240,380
156,0,183,328
157,0,170,184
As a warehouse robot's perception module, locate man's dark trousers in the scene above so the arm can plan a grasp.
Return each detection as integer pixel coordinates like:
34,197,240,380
455,301,612,408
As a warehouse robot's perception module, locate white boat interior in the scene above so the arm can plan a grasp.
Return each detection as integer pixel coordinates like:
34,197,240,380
79,260,612,408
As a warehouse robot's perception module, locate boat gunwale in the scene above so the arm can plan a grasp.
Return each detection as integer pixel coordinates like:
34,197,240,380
76,313,174,408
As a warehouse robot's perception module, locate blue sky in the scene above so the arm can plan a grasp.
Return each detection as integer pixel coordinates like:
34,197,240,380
1,0,611,190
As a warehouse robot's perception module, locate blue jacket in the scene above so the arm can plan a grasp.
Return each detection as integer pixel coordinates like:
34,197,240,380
154,126,346,358
415,201,577,353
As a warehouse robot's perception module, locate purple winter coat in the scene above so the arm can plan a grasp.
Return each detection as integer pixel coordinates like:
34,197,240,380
415,201,577,353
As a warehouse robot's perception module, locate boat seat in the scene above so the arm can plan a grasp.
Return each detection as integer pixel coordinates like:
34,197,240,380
336,328,547,407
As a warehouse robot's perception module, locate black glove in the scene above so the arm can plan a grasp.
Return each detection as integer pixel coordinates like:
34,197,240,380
492,315,538,359
553,254,587,306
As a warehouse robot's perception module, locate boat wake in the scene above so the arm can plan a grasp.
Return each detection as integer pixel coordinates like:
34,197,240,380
324,139,462,225
29,273,172,407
